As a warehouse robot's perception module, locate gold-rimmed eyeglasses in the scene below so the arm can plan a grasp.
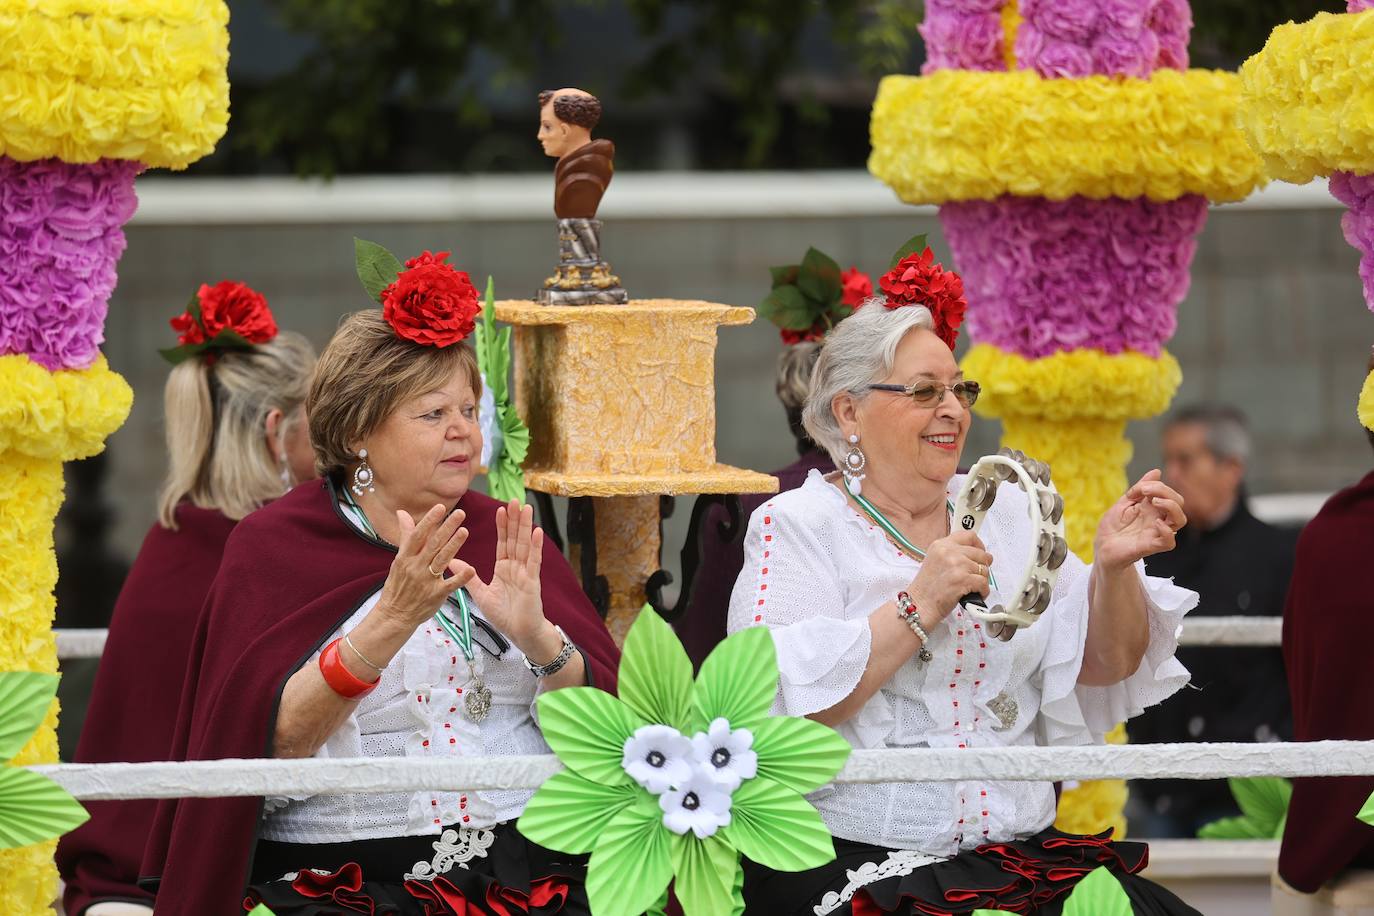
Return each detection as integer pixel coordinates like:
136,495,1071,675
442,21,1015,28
868,380,981,409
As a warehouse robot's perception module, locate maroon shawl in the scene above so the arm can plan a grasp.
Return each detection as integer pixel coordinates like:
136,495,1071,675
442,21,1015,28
56,504,237,916
140,479,620,914
1279,470,1374,892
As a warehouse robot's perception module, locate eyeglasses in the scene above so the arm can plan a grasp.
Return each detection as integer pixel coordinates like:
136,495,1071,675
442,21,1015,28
868,380,981,409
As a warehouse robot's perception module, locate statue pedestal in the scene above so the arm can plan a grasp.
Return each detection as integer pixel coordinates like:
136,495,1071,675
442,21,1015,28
495,299,777,642
535,218,628,305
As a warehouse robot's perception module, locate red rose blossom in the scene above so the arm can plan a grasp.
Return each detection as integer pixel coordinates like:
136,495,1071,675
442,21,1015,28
380,250,481,348
839,266,873,308
780,321,828,345
877,248,967,349
170,281,278,346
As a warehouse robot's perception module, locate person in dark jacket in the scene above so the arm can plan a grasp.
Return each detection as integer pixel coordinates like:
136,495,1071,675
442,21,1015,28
1132,404,1298,836
1277,352,1374,894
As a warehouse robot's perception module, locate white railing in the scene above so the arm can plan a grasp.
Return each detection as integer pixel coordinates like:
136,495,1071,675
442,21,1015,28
51,616,1285,661
30,740,1374,801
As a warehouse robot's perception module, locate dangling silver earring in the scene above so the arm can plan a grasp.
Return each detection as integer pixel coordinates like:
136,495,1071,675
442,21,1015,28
842,434,866,495
352,448,376,496
279,456,292,490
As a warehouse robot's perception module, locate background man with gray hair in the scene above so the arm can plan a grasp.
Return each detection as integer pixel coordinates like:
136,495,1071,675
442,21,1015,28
1130,404,1298,836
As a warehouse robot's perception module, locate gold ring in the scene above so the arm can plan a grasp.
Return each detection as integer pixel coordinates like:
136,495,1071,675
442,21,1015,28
427,562,445,579
978,564,987,579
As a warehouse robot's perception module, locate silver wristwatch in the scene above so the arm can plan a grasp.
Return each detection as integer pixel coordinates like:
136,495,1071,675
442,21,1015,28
525,625,576,678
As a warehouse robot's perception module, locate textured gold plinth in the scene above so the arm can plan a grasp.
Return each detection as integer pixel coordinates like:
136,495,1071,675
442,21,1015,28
497,298,774,644
496,299,754,479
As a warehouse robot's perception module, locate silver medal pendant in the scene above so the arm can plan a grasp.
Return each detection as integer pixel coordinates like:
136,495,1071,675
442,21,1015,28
464,677,492,723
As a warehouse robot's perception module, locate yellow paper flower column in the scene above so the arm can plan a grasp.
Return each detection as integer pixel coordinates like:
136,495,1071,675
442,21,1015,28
869,0,1265,836
1239,4,1374,428
0,2,228,908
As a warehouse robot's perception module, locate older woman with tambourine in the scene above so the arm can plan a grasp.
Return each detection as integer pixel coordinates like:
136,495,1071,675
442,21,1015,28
728,250,1201,915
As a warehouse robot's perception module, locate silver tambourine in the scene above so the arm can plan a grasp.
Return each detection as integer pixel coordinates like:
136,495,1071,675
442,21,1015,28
951,448,1068,641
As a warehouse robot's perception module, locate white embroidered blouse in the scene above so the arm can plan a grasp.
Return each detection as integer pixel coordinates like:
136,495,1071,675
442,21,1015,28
259,507,552,844
726,470,1196,856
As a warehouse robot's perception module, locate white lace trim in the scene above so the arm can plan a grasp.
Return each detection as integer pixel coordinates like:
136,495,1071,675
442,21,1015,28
812,849,948,915
404,824,496,881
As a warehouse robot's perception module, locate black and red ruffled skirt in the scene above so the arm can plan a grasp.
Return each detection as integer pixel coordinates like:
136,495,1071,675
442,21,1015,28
245,821,586,915
742,828,1202,916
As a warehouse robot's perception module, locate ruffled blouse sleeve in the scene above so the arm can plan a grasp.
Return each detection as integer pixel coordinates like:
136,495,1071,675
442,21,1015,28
727,498,873,722
1035,550,1196,746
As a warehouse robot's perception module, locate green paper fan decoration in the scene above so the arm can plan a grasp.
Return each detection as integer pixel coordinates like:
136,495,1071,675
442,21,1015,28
474,277,530,502
0,672,88,848
519,609,851,916
1198,776,1291,839
1357,787,1374,828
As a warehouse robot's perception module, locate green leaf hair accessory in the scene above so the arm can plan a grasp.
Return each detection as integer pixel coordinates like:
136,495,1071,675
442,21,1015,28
0,672,88,848
759,246,871,345
518,609,850,916
473,276,530,501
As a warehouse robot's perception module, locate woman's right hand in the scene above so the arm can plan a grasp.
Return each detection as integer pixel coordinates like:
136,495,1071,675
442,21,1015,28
375,504,474,629
908,529,994,622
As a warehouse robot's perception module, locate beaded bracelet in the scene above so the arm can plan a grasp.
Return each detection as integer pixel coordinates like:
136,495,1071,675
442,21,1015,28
895,591,934,664
319,637,381,699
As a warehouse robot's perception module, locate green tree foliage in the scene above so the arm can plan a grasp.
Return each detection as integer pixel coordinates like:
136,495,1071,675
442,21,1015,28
232,0,1344,177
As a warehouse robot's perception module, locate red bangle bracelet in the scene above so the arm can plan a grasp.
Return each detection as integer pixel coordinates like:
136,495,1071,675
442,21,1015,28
319,638,380,699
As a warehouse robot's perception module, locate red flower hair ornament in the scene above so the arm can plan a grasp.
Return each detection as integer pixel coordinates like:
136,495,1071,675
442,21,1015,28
876,247,967,349
160,280,279,365
354,238,481,347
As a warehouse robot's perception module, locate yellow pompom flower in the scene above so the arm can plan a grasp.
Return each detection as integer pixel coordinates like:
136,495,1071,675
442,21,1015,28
1057,723,1130,837
1238,9,1374,184
961,345,1182,423
0,355,133,462
0,0,230,169
1359,368,1374,432
869,68,1266,205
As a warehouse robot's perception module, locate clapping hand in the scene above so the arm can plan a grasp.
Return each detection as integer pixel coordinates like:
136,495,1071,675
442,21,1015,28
1094,470,1186,572
457,500,547,648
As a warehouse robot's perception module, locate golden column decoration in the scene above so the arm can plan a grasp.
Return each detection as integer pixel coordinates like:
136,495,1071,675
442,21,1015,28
496,299,777,644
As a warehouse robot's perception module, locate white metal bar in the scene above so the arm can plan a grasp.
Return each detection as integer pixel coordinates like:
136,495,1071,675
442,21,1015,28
126,173,1340,226
30,740,1374,801
53,618,1284,660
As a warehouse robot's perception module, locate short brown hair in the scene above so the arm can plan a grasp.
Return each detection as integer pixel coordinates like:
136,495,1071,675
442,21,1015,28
538,90,602,130
308,310,482,477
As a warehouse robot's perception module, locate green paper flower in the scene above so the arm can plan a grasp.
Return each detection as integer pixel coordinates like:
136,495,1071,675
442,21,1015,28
1357,788,1374,827
474,276,530,502
518,610,851,916
975,866,1134,916
0,672,88,848
1198,777,1291,839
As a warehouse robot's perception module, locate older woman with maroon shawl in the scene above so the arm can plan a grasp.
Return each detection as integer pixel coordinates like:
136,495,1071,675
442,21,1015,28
56,283,316,916
140,250,619,915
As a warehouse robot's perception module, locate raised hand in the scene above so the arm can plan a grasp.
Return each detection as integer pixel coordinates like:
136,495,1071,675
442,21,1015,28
460,500,547,648
376,505,473,629
1094,469,1186,572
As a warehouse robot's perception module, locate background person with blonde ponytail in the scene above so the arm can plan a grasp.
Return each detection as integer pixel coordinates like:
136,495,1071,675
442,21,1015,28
56,282,316,916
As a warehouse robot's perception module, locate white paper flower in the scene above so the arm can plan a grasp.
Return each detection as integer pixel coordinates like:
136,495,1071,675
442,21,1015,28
659,766,733,838
622,723,694,795
691,717,758,793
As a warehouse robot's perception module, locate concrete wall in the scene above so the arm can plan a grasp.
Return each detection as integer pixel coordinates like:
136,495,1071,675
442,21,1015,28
85,173,1374,579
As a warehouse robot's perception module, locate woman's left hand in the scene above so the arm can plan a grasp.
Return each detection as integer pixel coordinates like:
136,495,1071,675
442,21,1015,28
459,500,547,649
1094,469,1186,572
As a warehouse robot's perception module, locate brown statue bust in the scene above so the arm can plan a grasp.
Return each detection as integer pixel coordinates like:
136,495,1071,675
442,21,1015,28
534,87,628,304
538,88,615,219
